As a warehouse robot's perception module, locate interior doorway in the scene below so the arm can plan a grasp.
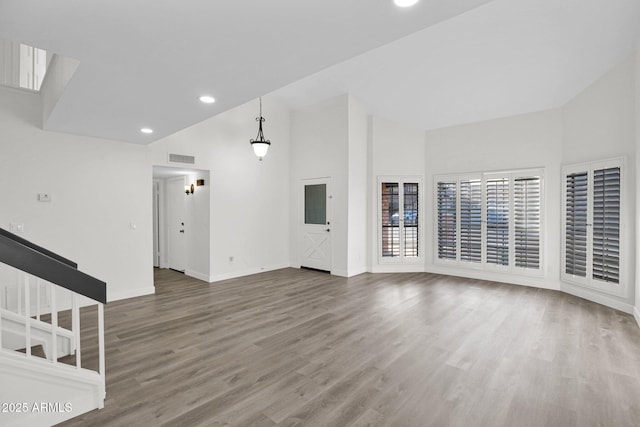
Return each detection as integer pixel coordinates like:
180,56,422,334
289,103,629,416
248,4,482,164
152,166,211,283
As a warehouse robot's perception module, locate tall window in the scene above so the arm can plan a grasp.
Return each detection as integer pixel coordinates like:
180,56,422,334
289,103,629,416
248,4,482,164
435,169,543,276
379,177,422,263
563,160,623,294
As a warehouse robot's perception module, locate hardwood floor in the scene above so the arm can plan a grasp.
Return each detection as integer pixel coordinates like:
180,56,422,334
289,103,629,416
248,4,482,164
59,268,640,426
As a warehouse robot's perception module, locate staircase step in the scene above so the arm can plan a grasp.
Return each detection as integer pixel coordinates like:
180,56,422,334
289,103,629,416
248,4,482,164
15,344,47,359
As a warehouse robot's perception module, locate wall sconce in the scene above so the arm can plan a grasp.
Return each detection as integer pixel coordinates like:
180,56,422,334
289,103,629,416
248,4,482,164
185,183,194,195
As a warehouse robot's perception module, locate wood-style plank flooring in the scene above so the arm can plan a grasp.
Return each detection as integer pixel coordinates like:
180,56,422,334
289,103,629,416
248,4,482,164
59,268,640,426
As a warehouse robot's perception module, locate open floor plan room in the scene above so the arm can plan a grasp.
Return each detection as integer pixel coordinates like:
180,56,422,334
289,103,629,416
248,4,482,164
2,1,640,425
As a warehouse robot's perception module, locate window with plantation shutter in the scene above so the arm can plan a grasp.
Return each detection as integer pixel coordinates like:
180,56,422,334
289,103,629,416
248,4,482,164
486,178,509,266
435,169,543,277
379,177,422,263
562,160,624,295
514,177,540,269
437,181,457,260
460,179,481,262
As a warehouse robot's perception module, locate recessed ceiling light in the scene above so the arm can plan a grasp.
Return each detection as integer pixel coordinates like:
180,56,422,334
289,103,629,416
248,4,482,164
199,95,216,104
140,128,153,134
394,0,419,7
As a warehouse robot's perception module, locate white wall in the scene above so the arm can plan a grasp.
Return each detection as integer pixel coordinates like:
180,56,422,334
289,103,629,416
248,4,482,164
347,97,368,276
425,109,564,289
153,178,168,268
290,95,349,275
150,96,290,282
368,115,426,272
0,85,154,302
562,53,636,312
41,54,79,128
184,171,211,281
636,42,640,324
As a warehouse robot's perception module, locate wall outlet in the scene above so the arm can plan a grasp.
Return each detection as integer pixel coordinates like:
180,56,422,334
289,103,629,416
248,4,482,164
37,193,51,202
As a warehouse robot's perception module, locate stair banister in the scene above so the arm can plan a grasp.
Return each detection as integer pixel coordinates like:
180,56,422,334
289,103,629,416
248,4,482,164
0,227,108,423
0,230,106,304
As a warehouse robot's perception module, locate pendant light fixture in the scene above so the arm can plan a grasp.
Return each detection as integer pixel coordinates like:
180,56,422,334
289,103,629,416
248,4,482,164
250,97,271,160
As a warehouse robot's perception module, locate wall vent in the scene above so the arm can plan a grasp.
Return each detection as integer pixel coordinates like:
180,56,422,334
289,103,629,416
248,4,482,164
168,153,195,164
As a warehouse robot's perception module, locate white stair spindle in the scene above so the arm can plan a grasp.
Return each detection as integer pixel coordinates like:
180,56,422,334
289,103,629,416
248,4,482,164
51,283,57,364
72,293,81,368
98,302,105,404
0,279,3,351
36,278,41,320
24,274,31,357
17,272,22,315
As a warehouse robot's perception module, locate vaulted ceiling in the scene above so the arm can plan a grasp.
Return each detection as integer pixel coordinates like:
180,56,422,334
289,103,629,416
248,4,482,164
1,0,639,144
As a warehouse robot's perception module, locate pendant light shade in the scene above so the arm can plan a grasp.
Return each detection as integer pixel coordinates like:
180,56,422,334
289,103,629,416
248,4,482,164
252,141,270,158
250,97,271,160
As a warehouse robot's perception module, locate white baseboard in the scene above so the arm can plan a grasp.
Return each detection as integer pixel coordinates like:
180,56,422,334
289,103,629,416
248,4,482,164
185,270,210,283
211,263,290,283
561,282,634,315
634,306,640,328
370,264,431,274
346,266,368,277
107,287,155,302
331,269,349,277
424,264,561,290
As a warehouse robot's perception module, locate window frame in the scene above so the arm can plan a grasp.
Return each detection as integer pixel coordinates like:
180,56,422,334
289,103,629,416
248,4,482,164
561,158,625,297
378,176,423,265
433,168,544,278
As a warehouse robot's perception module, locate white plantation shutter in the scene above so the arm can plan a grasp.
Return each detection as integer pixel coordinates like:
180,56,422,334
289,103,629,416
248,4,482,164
514,177,540,269
381,183,399,258
435,169,543,276
592,167,620,284
437,181,457,260
460,179,481,263
562,160,624,295
403,183,419,257
486,178,509,266
565,172,588,277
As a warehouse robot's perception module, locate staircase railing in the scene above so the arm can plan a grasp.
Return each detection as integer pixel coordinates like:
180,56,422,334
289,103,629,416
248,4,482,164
0,228,107,407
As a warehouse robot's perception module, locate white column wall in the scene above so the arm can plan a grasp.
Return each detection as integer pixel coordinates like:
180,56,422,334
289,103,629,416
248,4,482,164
347,97,368,276
290,95,349,275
